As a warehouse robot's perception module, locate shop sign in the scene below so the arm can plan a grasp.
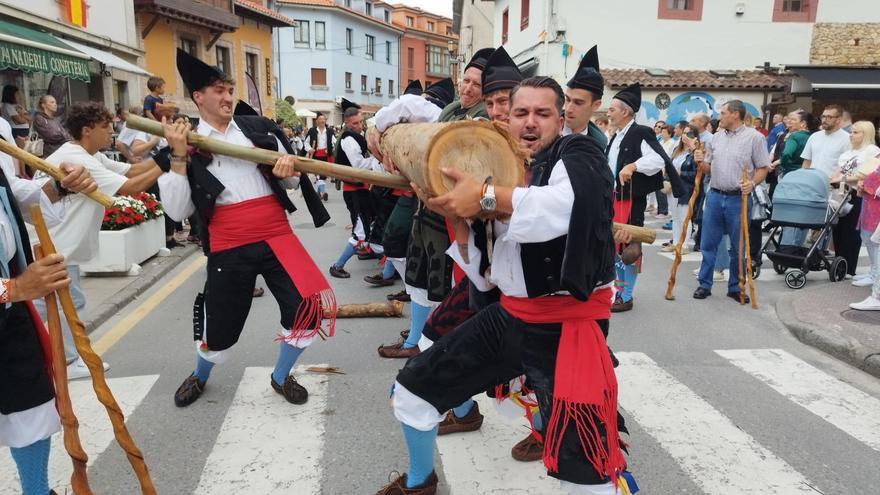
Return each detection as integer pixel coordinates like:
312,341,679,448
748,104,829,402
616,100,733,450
0,41,90,81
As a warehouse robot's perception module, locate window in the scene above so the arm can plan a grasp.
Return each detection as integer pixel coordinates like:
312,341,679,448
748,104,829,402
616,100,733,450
361,75,368,92
502,8,509,44
311,68,327,87
427,21,434,31
365,2,372,15
346,28,353,54
386,41,392,63
426,45,449,75
246,52,259,86
406,16,414,27
384,10,390,22
657,0,703,20
344,0,351,6
446,26,452,35
215,45,231,74
388,79,394,96
365,34,375,59
345,72,352,90
407,47,414,69
375,77,382,94
294,20,310,47
520,0,529,29
772,0,818,22
315,21,326,49
180,36,198,56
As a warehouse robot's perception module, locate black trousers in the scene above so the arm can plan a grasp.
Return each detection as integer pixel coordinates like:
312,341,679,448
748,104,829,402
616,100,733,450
197,241,307,351
397,303,615,485
832,196,862,275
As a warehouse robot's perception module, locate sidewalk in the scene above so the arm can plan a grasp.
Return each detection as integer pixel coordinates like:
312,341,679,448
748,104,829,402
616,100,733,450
78,243,200,332
777,282,880,378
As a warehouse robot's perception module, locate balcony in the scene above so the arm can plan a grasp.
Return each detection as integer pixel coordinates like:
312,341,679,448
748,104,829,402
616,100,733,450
134,0,239,32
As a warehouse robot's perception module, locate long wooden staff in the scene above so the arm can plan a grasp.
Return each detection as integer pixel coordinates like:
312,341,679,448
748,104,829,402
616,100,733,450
664,144,705,300
125,114,657,244
30,205,157,495
741,168,758,308
35,246,93,494
0,139,113,207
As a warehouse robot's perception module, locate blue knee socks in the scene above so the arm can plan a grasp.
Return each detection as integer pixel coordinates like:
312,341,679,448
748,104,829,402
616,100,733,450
615,262,638,303
382,259,396,279
531,411,543,431
272,343,305,385
401,423,437,488
403,302,431,349
333,243,356,269
452,399,474,419
10,437,50,495
193,354,215,383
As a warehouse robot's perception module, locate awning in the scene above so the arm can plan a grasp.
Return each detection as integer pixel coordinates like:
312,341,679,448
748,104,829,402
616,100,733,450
0,19,90,81
786,65,880,99
295,108,317,118
59,39,152,77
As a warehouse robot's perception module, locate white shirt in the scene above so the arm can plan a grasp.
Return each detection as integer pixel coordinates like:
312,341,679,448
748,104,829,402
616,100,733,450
1,104,27,130
447,159,575,297
561,124,589,137
157,118,299,222
606,120,665,187
374,94,442,131
0,116,13,144
315,126,329,151
801,128,851,178
341,136,384,173
41,142,131,264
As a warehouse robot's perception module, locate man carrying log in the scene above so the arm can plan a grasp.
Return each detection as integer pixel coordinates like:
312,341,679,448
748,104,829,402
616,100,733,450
159,49,333,408
375,76,636,495
0,136,98,494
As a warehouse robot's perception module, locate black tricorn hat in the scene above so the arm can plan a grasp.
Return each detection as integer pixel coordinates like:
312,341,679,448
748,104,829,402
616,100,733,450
464,47,495,72
176,48,229,97
613,83,642,113
340,97,361,113
481,46,523,96
234,100,259,116
424,78,455,108
566,45,604,97
404,79,423,96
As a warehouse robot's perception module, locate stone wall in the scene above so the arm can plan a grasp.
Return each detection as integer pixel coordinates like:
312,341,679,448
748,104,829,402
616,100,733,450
811,23,880,65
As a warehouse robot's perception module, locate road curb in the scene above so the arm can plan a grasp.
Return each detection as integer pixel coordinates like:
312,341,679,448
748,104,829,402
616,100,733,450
82,245,200,333
776,291,880,379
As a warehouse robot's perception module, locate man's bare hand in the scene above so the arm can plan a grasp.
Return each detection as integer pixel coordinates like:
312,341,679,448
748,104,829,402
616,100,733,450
613,228,633,245
741,180,755,195
693,148,705,163
161,117,191,157
427,168,482,219
618,163,637,186
11,254,69,302
273,154,300,179
59,163,97,195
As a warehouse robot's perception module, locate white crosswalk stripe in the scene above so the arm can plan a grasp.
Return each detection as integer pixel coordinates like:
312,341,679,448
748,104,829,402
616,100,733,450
0,374,159,495
717,348,880,452
193,366,329,495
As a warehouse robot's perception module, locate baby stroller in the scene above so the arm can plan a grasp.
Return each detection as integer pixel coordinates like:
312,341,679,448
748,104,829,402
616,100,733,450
760,168,848,289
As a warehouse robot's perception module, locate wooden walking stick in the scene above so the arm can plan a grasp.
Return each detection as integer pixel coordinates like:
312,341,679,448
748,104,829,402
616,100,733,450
665,144,705,300
741,168,758,309
35,246,93,494
30,204,157,495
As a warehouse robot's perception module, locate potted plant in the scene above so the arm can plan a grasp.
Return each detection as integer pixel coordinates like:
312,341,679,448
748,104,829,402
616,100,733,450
80,192,166,274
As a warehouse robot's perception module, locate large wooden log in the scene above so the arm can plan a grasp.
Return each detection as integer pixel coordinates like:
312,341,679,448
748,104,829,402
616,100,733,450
326,301,405,318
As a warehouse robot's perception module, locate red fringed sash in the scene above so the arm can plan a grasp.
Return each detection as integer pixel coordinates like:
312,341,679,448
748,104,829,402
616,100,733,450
500,288,625,484
209,195,336,343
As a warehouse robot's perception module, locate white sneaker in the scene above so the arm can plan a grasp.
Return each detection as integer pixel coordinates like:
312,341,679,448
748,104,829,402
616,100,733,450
853,273,871,281
67,357,111,381
852,277,875,287
849,296,880,311
693,267,700,277
713,270,726,282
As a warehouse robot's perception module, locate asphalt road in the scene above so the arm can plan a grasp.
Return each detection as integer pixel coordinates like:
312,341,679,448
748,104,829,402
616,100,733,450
5,187,879,495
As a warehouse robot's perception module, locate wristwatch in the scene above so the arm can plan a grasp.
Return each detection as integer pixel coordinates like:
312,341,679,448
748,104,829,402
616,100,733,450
479,177,496,212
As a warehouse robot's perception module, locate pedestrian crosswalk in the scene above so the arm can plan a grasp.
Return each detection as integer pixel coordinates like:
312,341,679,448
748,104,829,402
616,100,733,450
2,352,878,494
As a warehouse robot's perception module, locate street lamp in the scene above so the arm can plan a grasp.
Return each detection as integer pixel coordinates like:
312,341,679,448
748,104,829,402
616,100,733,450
446,39,466,83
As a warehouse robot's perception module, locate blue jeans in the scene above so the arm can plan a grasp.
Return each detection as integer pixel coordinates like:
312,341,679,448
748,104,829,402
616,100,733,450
698,191,750,292
32,264,85,364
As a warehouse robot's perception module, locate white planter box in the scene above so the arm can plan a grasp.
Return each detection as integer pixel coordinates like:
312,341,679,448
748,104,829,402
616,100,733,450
81,218,165,274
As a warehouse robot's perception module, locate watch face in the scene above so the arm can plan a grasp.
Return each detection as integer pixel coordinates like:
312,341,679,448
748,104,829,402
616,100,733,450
480,197,497,211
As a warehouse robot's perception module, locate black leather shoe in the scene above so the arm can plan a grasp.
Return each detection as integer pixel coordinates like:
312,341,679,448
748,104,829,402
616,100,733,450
271,374,308,404
358,251,383,261
365,273,395,287
727,292,750,304
329,265,350,278
693,287,712,299
174,375,206,407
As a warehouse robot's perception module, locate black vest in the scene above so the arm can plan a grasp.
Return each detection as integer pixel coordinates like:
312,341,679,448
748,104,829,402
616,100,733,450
186,116,330,253
307,126,334,156
607,123,664,200
335,130,368,186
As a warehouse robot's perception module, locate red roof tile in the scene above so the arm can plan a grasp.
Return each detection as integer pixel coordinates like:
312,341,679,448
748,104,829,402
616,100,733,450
234,0,296,25
603,69,789,90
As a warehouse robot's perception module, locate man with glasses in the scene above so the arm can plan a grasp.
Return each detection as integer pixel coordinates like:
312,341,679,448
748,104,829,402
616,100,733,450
801,104,850,179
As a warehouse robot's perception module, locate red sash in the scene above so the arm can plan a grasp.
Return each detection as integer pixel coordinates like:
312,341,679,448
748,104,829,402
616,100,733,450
500,288,625,485
209,196,336,342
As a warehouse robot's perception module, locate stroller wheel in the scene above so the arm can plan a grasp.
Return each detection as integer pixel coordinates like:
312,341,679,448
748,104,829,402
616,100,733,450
829,257,848,282
773,262,786,275
785,270,807,289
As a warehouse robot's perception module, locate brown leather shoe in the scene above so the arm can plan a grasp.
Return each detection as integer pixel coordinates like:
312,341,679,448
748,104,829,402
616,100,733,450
611,298,633,313
365,273,395,287
387,290,411,302
174,375,205,408
511,433,543,462
329,265,350,279
375,471,438,495
377,342,420,359
438,402,483,436
270,374,309,404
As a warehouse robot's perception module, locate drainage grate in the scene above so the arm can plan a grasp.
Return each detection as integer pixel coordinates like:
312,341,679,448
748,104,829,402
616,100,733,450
840,310,880,325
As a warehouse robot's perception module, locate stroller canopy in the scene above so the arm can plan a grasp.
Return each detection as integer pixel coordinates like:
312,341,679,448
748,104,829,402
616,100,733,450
771,168,830,227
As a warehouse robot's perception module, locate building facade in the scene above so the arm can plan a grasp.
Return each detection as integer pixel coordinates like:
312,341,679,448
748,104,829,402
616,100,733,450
272,0,402,125
390,4,456,94
452,0,495,81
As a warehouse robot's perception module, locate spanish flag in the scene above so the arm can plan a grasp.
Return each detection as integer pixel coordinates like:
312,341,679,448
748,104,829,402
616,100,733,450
66,0,87,28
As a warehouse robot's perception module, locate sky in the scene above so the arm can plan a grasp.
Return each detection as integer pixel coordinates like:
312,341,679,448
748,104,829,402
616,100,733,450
396,0,453,18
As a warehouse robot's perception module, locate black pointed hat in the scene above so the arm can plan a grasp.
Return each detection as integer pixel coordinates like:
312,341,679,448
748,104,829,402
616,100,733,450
613,83,642,113
464,47,495,72
424,78,455,108
404,79,423,96
566,45,604,96
234,100,259,116
481,46,523,96
176,48,229,97
340,97,361,113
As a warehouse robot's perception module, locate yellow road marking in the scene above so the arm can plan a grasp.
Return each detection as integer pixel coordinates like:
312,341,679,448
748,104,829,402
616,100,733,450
91,255,207,355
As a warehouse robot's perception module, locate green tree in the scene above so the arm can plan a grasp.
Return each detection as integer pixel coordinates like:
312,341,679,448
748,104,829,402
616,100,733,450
274,98,302,128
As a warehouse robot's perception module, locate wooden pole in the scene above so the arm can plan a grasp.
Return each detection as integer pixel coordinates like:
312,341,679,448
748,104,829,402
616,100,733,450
325,300,405,318
665,145,705,301
35,246,93,495
0,139,113,207
29,205,157,495
741,168,758,309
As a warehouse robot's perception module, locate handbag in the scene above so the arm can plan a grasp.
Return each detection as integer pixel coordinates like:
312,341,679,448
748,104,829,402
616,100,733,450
750,186,770,221
23,123,44,157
